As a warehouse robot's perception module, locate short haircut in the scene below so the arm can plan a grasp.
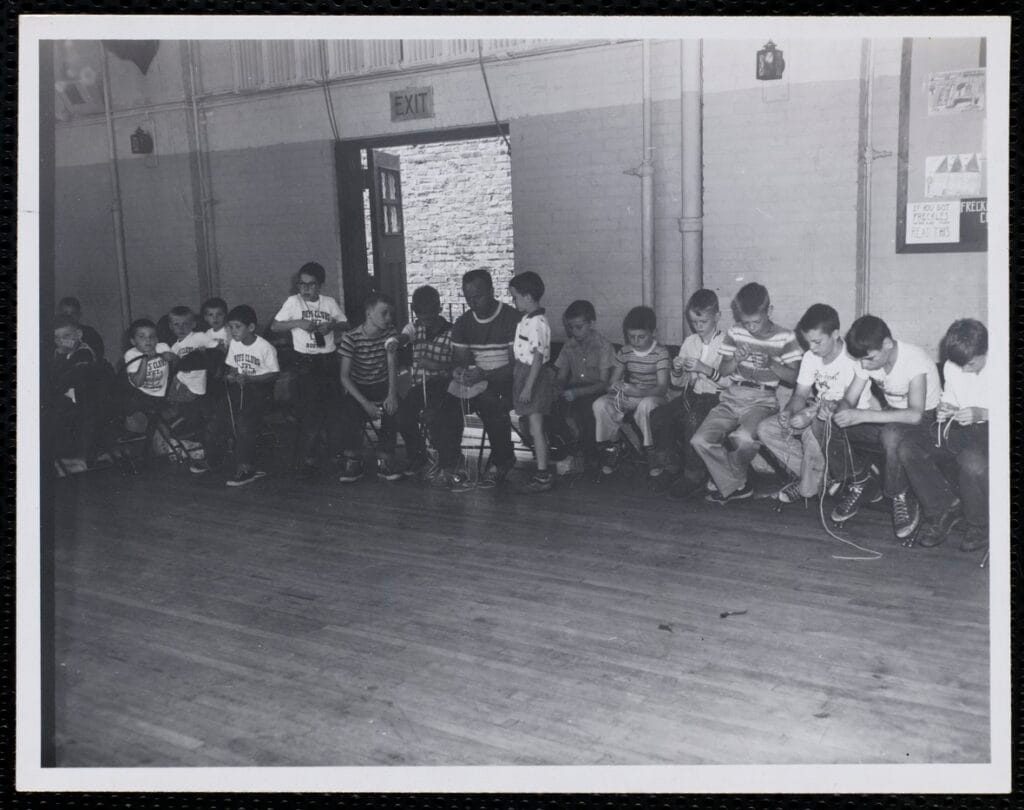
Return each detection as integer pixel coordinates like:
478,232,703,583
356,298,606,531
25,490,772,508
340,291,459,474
411,285,441,311
58,296,82,312
129,318,157,336
845,314,892,358
623,305,657,335
731,283,771,318
201,297,228,314
297,261,326,285
563,299,597,323
509,271,544,302
462,267,494,291
686,289,720,316
943,318,988,366
797,303,840,336
53,314,81,332
364,292,395,311
169,305,194,319
227,305,258,328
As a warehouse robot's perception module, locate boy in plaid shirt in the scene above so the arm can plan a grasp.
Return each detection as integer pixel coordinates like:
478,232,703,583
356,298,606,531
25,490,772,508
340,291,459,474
395,285,454,478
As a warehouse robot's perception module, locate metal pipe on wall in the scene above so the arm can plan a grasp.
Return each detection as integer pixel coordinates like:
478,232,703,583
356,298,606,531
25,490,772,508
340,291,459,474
183,40,219,300
679,39,704,326
640,39,655,309
855,38,875,318
100,44,132,328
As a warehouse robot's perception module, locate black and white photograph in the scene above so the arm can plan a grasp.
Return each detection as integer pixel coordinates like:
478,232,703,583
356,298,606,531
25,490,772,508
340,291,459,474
16,14,1011,794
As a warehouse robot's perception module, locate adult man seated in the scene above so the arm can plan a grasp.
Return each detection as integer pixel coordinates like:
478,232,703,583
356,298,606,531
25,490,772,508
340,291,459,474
429,268,520,489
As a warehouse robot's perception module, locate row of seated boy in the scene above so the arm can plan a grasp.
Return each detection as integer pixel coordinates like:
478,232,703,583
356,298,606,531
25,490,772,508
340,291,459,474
50,264,990,554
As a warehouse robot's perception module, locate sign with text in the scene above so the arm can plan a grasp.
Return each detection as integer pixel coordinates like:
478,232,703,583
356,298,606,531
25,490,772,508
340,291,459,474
390,87,434,122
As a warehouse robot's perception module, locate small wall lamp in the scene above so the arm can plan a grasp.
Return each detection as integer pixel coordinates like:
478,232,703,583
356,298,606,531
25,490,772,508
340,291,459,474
756,41,785,81
130,127,154,155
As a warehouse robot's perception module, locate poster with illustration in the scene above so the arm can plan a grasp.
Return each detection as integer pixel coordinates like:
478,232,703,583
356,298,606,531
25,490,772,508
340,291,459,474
927,68,985,115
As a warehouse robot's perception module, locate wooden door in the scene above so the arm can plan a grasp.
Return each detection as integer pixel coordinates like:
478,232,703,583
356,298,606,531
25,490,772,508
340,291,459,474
334,141,372,325
367,149,409,326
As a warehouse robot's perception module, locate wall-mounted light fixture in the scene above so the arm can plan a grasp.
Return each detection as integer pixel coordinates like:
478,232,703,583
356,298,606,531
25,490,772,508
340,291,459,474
130,126,154,155
756,41,785,81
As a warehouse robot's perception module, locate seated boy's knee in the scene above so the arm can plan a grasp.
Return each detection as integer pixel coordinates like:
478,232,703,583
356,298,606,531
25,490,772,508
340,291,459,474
958,447,987,480
731,427,758,448
879,423,905,451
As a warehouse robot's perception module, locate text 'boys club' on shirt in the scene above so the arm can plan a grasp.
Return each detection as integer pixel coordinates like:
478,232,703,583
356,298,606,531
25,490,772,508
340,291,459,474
226,336,280,376
451,302,520,372
853,339,941,411
124,343,172,397
719,324,803,386
275,293,344,354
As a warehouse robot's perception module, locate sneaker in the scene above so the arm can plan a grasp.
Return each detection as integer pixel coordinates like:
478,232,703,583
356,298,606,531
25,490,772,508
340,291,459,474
830,478,867,523
450,471,480,493
917,499,962,548
774,480,805,504
648,465,666,479
377,457,404,482
226,469,266,487
960,524,988,552
337,458,364,483
403,457,430,478
189,461,211,476
477,461,514,489
600,443,622,476
519,471,554,494
428,466,458,487
891,491,921,540
705,482,754,504
824,476,843,497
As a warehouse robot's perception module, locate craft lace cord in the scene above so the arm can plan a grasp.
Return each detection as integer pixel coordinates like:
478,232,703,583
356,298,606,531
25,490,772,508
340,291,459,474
225,379,237,440
935,415,954,448
819,416,882,561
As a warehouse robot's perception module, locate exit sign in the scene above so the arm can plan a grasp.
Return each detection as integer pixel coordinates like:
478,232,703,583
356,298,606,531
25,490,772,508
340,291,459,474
391,87,434,121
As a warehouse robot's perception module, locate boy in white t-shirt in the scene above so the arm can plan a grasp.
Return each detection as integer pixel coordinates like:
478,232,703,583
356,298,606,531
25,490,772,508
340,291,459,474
167,306,221,428
271,262,346,477
898,319,990,551
827,315,941,541
648,289,727,497
193,305,280,487
759,304,871,504
509,271,556,493
123,318,175,409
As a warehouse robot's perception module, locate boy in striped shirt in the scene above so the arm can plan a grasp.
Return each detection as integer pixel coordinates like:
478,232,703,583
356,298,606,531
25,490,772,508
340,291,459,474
337,293,401,483
691,283,802,503
592,306,671,475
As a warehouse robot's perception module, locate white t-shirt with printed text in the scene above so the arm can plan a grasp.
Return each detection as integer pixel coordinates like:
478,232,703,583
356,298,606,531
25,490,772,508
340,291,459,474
226,336,280,376
124,343,172,398
171,331,221,395
797,346,873,408
853,340,941,411
274,294,344,354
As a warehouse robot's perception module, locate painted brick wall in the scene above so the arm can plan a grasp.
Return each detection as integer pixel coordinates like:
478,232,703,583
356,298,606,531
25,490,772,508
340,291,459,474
207,140,343,328
861,39,988,355
511,104,643,343
385,137,513,318
53,163,125,358
702,39,863,339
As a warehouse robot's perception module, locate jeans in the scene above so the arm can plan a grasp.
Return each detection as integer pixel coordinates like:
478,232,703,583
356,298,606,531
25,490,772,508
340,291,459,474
649,390,720,481
898,422,988,525
205,381,272,469
824,410,936,499
340,380,397,454
757,411,828,498
433,378,515,470
295,353,343,463
395,377,450,465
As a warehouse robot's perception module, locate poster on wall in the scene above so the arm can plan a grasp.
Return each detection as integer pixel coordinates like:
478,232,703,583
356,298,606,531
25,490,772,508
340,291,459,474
927,68,985,115
896,39,987,253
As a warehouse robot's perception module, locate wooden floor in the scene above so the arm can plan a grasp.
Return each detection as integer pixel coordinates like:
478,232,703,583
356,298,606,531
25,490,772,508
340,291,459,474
49,454,991,767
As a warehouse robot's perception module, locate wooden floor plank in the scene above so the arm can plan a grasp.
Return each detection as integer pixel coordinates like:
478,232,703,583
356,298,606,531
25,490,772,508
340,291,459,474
49,461,990,766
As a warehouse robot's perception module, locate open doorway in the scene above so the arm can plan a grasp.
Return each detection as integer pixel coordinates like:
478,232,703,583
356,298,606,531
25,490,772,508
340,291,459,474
336,126,513,326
